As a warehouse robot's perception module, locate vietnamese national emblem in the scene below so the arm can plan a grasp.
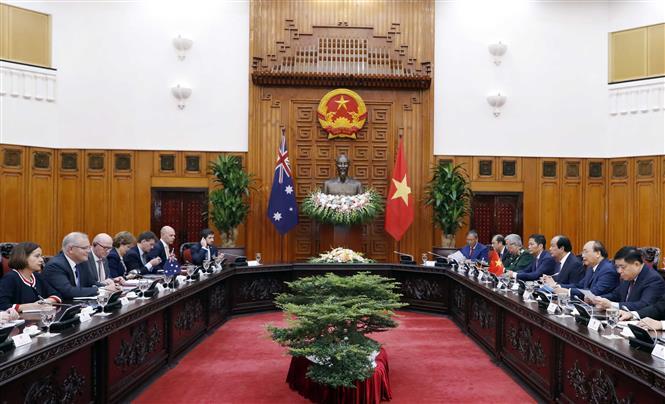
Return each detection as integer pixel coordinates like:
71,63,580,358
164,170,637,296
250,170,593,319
317,88,367,139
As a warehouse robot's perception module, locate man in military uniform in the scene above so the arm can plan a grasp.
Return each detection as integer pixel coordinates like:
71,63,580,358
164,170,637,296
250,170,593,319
503,234,533,273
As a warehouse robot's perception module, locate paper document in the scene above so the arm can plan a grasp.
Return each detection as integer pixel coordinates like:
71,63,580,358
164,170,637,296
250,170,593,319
448,251,466,263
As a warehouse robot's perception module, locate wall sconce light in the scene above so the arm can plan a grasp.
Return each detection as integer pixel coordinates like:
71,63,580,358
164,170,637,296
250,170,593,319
172,84,192,109
486,92,507,117
488,41,507,65
173,35,193,61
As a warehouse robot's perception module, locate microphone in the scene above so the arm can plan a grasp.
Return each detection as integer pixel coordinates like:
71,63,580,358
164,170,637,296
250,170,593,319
427,251,446,259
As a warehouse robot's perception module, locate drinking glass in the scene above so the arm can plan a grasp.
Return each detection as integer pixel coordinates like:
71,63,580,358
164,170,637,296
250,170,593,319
214,254,224,271
186,265,196,281
138,278,150,299
525,281,535,302
40,307,57,337
255,252,262,265
556,293,569,317
606,308,619,336
203,259,211,272
163,274,173,291
97,293,111,316
421,253,428,265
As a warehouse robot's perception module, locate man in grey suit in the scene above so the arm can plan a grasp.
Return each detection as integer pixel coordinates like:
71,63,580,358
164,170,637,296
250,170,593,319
87,233,124,285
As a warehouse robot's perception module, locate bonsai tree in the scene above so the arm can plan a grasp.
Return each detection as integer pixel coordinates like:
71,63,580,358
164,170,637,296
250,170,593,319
268,272,406,388
209,155,253,247
424,162,473,247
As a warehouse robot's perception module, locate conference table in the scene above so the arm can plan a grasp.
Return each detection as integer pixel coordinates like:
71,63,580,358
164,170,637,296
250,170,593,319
0,263,664,403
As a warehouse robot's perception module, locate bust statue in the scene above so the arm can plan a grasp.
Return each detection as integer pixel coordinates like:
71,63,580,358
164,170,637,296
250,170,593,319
323,154,363,196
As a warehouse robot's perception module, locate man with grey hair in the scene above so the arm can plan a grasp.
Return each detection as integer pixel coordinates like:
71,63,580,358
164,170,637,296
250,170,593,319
458,230,489,262
503,234,533,273
44,232,117,299
85,233,124,285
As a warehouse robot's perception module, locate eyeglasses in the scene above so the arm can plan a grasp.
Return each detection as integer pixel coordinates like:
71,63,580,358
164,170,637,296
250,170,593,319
94,243,113,251
73,245,91,250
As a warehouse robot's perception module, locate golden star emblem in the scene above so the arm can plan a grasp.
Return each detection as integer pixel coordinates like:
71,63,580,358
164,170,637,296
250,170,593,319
334,95,350,110
391,175,412,205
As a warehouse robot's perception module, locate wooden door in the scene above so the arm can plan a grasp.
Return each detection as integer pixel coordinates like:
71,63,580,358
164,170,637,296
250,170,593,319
470,193,523,244
151,188,208,257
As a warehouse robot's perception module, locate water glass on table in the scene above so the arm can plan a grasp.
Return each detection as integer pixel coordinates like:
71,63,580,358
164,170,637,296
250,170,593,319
138,278,151,299
556,293,570,317
606,308,619,336
97,293,111,316
421,253,428,265
255,253,262,265
39,307,58,338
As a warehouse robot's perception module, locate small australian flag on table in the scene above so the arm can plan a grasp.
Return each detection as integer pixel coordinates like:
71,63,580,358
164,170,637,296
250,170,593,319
267,128,298,234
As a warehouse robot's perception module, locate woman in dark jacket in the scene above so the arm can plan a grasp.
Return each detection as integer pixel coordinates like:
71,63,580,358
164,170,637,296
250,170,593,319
0,242,61,312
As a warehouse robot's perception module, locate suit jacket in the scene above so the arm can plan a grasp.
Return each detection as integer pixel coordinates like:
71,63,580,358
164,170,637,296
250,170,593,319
600,265,665,311
189,244,219,266
459,243,489,262
553,253,585,285
107,248,127,278
43,252,98,299
637,295,665,320
517,251,556,281
123,246,156,275
0,270,61,310
497,247,509,262
563,259,619,299
85,252,110,285
504,249,534,273
147,240,171,271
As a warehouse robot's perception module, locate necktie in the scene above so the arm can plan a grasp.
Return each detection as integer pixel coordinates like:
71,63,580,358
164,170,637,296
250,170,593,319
469,246,474,259
75,266,81,287
98,259,105,281
626,281,635,300
140,251,147,265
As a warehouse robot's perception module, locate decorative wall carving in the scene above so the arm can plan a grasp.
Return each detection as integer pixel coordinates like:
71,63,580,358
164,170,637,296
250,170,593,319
237,278,283,301
543,161,557,178
502,160,516,177
507,322,545,367
33,151,51,169
159,155,175,172
452,285,465,312
589,162,603,178
114,322,162,370
114,154,131,171
252,22,431,89
566,361,633,404
24,367,85,404
478,160,492,176
401,277,444,301
88,154,104,171
3,149,21,167
175,299,204,331
61,153,77,171
470,297,494,328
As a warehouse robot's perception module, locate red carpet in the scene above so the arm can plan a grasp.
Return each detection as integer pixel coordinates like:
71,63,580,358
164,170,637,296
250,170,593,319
135,311,535,403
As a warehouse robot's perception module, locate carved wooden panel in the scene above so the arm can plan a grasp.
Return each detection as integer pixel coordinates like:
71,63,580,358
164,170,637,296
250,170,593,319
502,160,516,177
468,293,497,352
107,312,166,394
479,160,493,177
502,313,554,397
61,153,78,171
542,161,557,178
3,148,22,167
169,295,206,356
589,162,603,178
290,100,392,262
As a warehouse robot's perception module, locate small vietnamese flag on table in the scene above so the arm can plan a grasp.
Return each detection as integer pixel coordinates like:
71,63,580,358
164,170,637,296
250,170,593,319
385,137,413,241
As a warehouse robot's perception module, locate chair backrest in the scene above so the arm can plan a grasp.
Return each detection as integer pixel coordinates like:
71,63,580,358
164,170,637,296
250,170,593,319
0,243,18,277
179,242,197,264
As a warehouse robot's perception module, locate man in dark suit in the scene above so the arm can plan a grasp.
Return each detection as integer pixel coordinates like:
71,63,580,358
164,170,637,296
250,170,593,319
189,228,220,266
620,293,665,330
147,226,176,272
543,235,585,285
44,232,118,299
491,234,509,262
509,234,556,281
593,246,665,311
124,231,161,275
85,233,122,285
554,240,619,299
458,230,489,262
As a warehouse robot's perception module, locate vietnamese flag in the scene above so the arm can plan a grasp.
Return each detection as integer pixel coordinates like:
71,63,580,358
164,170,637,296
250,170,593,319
385,138,414,241
488,249,505,275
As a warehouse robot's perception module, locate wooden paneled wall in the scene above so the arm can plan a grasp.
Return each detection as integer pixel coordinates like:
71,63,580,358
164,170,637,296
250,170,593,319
1,143,662,260
0,144,244,255
443,156,665,258
247,0,435,263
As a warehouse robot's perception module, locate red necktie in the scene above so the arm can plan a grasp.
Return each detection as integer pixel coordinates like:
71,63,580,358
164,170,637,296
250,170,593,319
469,246,474,259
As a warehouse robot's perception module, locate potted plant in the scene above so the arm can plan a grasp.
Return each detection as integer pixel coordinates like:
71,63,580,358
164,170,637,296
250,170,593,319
424,162,472,248
209,155,253,247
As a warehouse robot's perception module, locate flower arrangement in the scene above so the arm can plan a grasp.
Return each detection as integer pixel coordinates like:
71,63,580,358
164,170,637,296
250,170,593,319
309,247,375,264
301,189,384,226
267,272,406,387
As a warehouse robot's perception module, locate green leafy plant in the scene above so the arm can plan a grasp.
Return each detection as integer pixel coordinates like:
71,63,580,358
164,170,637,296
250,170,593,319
301,189,384,226
424,162,472,246
209,155,254,246
268,272,406,388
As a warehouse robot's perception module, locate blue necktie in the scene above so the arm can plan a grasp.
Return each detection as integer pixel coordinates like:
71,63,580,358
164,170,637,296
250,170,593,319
75,266,81,287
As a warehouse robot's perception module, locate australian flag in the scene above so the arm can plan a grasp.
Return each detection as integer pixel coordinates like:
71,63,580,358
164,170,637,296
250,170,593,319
267,129,298,234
